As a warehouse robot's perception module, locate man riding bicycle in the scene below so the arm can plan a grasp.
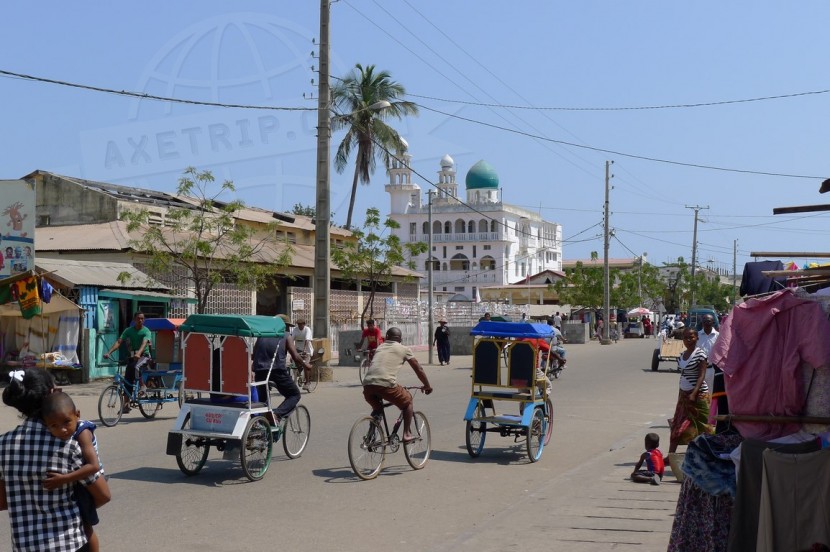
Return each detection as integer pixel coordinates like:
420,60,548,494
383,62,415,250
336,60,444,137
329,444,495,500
361,327,433,443
103,311,151,413
290,318,313,391
354,318,383,362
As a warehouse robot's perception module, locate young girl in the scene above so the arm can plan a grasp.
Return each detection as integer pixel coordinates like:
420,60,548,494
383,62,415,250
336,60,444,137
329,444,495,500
0,369,110,551
42,391,106,552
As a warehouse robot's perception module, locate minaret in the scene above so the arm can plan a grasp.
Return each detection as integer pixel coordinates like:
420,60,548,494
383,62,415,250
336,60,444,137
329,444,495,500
385,138,420,214
435,154,458,205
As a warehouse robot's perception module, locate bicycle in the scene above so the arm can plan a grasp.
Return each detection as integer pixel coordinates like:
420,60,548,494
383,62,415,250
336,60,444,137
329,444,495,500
287,353,319,393
347,386,431,480
355,348,375,384
98,357,187,427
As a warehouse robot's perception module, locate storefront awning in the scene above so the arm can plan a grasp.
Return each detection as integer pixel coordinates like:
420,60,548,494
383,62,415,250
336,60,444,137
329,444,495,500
98,288,196,304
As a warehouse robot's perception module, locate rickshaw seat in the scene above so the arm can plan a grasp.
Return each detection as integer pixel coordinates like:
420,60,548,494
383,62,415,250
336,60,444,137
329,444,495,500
473,340,500,385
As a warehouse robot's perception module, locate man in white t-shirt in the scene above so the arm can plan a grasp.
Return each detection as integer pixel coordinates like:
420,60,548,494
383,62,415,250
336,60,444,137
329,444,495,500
697,315,719,393
291,318,313,391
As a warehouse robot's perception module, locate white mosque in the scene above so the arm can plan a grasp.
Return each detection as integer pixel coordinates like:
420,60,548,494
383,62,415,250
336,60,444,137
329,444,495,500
385,147,563,302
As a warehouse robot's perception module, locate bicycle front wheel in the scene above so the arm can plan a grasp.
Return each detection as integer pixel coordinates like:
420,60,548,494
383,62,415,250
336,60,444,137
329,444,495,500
348,416,386,480
139,395,162,419
303,365,319,393
241,416,273,481
404,411,431,470
282,405,311,459
358,358,370,384
543,396,554,446
98,385,123,427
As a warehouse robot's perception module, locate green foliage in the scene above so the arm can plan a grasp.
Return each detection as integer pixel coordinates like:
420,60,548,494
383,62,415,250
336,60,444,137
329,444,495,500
290,203,316,217
121,167,292,313
330,207,428,323
331,63,419,229
552,261,617,309
614,263,665,310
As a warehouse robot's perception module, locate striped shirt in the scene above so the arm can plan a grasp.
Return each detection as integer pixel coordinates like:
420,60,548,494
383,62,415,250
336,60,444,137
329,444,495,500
678,347,708,393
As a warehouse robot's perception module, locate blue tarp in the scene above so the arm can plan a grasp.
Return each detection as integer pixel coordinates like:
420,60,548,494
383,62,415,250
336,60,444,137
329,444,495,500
470,321,555,339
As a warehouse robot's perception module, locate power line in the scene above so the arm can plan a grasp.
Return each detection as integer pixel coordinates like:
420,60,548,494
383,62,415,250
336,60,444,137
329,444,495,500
416,104,826,180
406,88,830,112
0,69,314,112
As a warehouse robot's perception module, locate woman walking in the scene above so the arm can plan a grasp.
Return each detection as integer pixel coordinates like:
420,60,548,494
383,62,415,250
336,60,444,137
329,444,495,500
667,327,714,459
433,318,451,366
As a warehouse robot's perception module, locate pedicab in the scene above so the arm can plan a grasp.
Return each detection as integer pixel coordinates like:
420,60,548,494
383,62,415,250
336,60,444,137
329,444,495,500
464,321,555,462
165,314,310,481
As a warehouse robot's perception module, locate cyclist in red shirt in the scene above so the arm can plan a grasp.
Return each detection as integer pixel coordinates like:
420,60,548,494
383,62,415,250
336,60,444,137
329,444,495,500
355,319,384,361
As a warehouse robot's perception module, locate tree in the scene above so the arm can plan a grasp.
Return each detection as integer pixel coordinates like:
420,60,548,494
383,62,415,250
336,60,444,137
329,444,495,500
121,167,293,313
614,263,665,311
331,63,418,229
290,203,316,217
330,207,427,325
552,257,618,310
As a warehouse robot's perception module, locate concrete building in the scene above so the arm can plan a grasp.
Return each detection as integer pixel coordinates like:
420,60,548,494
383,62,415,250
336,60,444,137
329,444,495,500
385,150,563,302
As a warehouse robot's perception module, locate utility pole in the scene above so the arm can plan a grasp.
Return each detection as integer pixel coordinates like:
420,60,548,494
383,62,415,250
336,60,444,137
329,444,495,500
602,160,613,344
685,204,709,308
427,190,435,365
313,0,331,343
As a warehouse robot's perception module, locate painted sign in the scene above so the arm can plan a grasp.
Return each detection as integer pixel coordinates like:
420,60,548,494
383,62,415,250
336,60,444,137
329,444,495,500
0,180,35,278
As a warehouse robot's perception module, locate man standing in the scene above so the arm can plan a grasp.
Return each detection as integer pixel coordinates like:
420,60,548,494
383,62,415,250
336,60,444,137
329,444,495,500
433,318,451,366
697,315,719,394
362,327,433,442
291,318,314,391
104,311,151,413
553,311,562,331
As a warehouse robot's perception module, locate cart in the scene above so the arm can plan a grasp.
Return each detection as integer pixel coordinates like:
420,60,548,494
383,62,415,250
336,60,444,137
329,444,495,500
142,318,189,406
651,333,685,372
464,321,554,463
165,314,310,481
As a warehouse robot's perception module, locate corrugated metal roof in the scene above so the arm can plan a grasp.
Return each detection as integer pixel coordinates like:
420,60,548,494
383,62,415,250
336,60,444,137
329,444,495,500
36,258,168,289
37,221,133,251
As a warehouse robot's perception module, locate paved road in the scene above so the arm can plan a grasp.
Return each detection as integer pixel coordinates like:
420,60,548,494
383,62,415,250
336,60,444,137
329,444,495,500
0,337,683,551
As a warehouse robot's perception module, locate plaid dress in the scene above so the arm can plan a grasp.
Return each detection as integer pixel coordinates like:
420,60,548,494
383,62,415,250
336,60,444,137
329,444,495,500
0,418,96,551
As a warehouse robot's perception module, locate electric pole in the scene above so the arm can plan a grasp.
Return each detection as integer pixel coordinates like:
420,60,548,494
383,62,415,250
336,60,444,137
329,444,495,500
313,0,331,342
602,160,613,344
685,204,709,308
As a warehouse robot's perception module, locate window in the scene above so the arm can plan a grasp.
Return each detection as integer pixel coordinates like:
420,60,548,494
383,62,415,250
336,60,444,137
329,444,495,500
442,246,447,258
409,222,416,235
490,220,497,233
455,219,465,234
422,221,429,234
286,232,297,244
468,220,475,233
444,221,452,234
433,221,442,234
455,286,465,292
456,245,463,250
483,245,491,251
472,245,477,258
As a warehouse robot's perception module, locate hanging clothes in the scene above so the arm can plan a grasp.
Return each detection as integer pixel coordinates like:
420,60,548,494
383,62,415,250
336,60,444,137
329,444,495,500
10,275,40,319
710,289,830,441
739,260,786,296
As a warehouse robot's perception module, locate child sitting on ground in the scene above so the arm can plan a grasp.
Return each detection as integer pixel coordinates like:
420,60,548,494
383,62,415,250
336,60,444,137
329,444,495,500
42,392,107,552
631,432,665,485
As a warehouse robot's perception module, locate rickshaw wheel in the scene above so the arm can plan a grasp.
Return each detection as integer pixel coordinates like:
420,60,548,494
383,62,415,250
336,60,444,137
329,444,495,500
465,418,486,458
176,414,209,476
282,405,311,459
543,397,554,446
98,385,124,427
177,381,202,408
348,416,386,480
139,397,162,419
404,411,431,470
241,416,273,481
526,407,545,463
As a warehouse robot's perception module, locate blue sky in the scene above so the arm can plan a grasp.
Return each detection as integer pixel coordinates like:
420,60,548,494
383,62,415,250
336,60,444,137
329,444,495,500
2,2,829,271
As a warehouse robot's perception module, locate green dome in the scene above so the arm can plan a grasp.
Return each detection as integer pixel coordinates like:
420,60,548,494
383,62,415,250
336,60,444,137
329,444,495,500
465,160,499,189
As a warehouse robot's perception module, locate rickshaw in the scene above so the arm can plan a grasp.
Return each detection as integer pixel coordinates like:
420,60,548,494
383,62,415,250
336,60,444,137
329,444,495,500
464,321,555,463
166,314,310,481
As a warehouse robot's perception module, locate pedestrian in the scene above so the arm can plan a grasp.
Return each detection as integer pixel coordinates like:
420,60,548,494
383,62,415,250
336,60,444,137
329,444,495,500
667,327,713,459
433,318,451,366
1,368,111,551
553,311,562,330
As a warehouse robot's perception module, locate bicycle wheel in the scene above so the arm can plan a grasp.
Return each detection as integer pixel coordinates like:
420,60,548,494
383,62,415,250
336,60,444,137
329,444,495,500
358,358,370,384
465,416,487,458
526,407,545,463
543,396,554,446
139,394,162,419
404,411,431,470
175,413,209,476
348,416,386,480
303,365,319,393
240,416,273,481
282,404,311,459
98,385,123,427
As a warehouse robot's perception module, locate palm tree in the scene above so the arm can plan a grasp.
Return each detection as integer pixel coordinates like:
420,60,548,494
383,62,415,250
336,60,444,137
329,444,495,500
331,63,418,229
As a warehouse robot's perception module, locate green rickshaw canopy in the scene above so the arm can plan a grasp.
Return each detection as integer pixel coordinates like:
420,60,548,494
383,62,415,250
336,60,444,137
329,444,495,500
179,314,285,338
